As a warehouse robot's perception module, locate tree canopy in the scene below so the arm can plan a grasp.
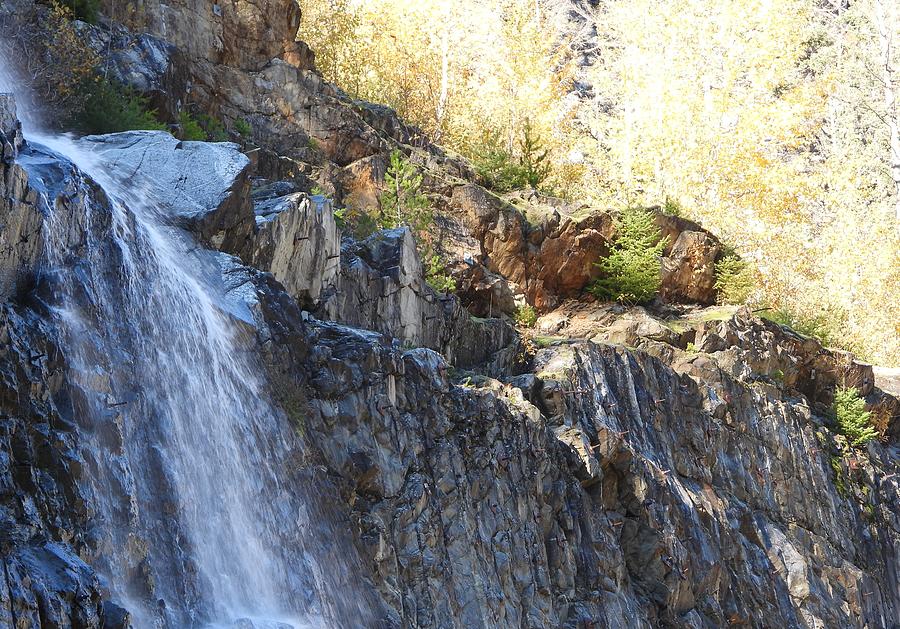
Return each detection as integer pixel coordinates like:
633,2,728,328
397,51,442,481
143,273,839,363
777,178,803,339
299,0,900,365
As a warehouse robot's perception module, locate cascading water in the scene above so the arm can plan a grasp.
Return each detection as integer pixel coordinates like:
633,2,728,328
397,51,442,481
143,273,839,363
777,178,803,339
1,70,370,626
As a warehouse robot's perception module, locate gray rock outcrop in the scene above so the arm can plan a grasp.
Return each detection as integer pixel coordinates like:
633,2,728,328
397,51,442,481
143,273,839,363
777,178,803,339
79,131,254,251
245,192,340,307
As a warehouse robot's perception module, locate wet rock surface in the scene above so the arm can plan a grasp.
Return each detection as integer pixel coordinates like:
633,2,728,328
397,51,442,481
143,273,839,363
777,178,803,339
79,131,254,251
0,124,126,626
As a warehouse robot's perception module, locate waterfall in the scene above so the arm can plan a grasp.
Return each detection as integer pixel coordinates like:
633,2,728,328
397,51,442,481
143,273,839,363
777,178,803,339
12,130,367,627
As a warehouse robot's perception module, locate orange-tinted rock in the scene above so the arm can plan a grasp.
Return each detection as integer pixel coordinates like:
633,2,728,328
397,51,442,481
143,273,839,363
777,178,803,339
660,230,720,305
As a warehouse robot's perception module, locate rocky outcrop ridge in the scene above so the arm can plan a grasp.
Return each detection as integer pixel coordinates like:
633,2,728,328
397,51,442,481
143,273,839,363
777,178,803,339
243,190,518,373
257,284,900,628
80,131,254,251
99,0,303,71
450,185,725,311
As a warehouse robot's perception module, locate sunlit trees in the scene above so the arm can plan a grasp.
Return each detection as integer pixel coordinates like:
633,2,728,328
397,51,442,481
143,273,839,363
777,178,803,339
578,0,899,363
298,0,571,160
297,0,900,364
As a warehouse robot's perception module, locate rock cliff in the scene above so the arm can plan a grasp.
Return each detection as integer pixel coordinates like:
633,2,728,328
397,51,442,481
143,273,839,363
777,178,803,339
0,2,897,629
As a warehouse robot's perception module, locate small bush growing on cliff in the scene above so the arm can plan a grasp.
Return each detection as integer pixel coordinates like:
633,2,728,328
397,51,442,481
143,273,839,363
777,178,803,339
234,118,252,138
178,110,206,141
425,255,456,294
474,121,551,192
761,306,860,355
378,151,458,295
177,110,229,142
663,196,684,217
590,206,668,305
831,387,879,447
518,120,552,189
514,304,538,328
334,206,379,239
196,113,229,142
379,150,432,234
473,145,526,192
75,77,165,134
714,249,756,305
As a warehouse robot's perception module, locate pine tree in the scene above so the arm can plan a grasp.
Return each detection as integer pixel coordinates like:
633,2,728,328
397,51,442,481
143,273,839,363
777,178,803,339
519,118,551,189
832,387,879,447
714,249,756,305
379,150,432,235
590,206,668,304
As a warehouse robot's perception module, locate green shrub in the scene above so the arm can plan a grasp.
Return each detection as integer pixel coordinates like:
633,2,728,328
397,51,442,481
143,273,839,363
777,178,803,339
590,206,669,304
425,254,456,294
473,147,529,192
663,196,684,217
760,306,855,352
473,121,551,192
178,110,230,141
74,77,166,134
379,149,432,234
333,205,379,239
196,113,228,142
714,249,756,305
518,119,551,189
234,118,252,138
829,455,848,497
178,110,206,141
333,207,347,230
514,304,538,328
60,0,100,23
831,386,879,447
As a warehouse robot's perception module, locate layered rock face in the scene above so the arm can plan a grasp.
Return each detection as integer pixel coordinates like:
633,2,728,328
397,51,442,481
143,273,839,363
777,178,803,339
256,275,900,627
0,4,898,629
0,101,126,627
450,185,725,311
99,0,302,71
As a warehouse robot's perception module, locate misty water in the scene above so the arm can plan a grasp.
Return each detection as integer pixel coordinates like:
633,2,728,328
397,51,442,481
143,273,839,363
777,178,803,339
1,67,364,628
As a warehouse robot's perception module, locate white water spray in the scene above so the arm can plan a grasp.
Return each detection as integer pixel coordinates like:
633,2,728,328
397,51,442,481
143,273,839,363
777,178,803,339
1,67,370,629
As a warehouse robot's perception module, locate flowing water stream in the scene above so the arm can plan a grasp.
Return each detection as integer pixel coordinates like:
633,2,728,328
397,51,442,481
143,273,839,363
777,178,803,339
2,66,364,628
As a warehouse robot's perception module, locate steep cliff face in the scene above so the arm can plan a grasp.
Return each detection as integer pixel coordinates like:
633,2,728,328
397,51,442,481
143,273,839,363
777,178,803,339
0,3,898,629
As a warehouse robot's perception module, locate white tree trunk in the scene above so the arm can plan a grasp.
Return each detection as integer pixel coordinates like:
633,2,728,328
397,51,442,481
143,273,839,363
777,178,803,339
436,26,450,139
873,0,900,226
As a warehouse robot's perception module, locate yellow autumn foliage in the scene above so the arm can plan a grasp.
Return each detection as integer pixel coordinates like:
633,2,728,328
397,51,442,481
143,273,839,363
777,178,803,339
298,0,900,365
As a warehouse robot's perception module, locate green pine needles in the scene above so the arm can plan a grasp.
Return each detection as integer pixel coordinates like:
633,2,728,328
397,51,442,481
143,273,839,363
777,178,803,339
715,248,756,305
379,150,456,294
75,78,165,135
473,119,551,192
425,255,456,294
590,206,668,305
61,0,100,23
379,149,432,233
831,387,879,448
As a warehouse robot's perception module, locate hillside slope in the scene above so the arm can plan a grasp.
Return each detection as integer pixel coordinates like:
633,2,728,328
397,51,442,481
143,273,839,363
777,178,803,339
0,2,897,628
